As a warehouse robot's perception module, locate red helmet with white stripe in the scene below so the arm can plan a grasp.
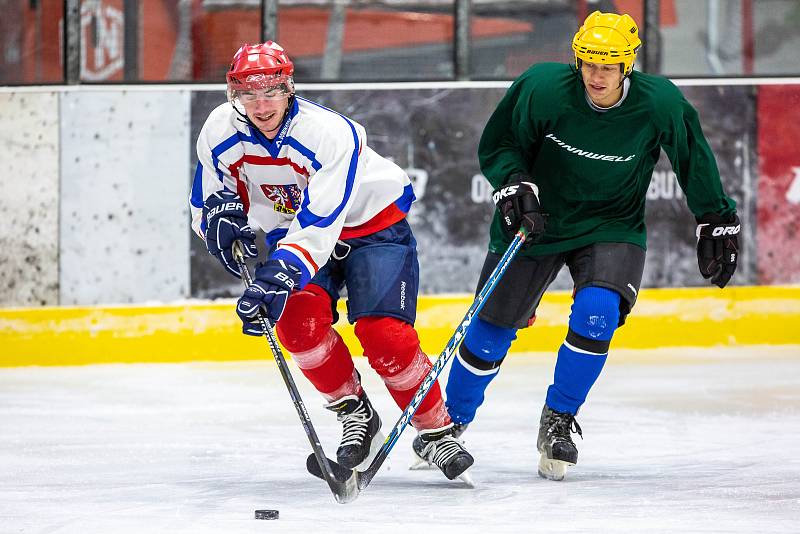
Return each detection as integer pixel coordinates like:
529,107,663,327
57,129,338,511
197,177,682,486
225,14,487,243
226,42,295,103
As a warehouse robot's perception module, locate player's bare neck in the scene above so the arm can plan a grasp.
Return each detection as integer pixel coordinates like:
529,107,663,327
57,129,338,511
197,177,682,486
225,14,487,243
258,126,279,141
590,87,623,109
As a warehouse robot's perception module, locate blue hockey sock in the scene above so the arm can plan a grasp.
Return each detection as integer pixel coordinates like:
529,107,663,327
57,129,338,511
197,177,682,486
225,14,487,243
545,286,620,415
445,317,517,425
545,346,608,414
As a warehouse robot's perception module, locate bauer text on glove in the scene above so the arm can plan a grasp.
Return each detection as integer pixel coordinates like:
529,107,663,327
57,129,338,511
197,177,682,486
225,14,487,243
202,191,258,278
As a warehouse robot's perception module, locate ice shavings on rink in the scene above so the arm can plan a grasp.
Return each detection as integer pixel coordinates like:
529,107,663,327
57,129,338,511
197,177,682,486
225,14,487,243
1,346,799,533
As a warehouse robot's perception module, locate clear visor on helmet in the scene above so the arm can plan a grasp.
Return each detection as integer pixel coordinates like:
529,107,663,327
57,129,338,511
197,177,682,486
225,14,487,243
228,73,295,103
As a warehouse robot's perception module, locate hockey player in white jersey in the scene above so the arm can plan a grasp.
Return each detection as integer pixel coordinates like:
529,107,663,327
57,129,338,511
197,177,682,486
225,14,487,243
189,41,473,481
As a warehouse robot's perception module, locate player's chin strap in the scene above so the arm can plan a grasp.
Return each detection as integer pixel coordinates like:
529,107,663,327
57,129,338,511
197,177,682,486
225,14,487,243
306,226,530,497
231,241,359,504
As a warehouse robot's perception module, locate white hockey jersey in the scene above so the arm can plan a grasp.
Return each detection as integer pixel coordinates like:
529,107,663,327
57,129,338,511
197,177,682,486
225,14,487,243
190,96,416,288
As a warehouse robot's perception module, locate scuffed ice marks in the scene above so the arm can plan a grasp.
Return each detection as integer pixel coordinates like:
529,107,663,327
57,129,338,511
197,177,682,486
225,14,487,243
2,350,800,532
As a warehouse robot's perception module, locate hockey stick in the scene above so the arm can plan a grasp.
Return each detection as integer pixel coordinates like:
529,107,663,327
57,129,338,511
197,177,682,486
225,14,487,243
231,241,359,504
307,227,530,493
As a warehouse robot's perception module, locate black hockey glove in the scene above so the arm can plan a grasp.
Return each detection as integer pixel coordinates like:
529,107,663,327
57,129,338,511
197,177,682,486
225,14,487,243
493,176,546,245
695,213,740,289
203,191,258,278
236,259,302,335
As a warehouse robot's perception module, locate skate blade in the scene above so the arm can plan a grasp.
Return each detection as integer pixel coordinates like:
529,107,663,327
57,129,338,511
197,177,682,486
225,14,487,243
537,453,573,481
354,428,386,473
456,469,475,487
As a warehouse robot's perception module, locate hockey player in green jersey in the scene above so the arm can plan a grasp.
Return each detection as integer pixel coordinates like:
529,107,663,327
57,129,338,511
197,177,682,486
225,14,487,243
440,11,740,481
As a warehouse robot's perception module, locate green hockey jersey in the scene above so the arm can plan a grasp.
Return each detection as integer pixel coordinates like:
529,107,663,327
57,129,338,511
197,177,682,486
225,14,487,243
479,62,736,256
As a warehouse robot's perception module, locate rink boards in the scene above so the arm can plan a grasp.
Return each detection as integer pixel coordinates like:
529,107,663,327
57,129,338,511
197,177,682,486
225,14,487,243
2,81,800,367
2,81,800,309
1,285,798,367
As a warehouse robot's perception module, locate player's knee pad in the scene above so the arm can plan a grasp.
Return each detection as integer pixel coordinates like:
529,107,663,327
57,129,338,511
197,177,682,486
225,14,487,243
354,316,422,381
276,285,334,353
567,286,621,354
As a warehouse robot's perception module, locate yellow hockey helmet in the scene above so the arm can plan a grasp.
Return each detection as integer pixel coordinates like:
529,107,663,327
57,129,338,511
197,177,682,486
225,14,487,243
572,11,642,76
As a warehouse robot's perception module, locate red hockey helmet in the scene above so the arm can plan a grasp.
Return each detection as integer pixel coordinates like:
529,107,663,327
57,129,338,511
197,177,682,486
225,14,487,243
226,42,295,103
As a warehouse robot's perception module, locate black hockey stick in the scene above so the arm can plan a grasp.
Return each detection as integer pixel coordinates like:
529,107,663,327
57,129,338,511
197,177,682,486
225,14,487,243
307,227,530,494
231,241,359,504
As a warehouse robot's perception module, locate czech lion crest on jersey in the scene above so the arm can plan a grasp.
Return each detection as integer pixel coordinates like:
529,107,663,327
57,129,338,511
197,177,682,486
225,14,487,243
261,184,302,214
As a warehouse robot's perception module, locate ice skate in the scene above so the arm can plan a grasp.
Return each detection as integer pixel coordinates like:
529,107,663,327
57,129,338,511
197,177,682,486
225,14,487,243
410,421,469,463
451,422,469,439
325,391,384,471
411,423,474,485
536,404,582,481
410,422,473,485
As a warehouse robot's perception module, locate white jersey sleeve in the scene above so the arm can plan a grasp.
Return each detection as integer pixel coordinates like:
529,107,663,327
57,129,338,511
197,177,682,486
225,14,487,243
189,104,244,239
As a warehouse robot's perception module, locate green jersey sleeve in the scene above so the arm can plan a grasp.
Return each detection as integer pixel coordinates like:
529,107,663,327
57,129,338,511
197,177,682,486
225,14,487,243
477,69,540,189
658,86,737,219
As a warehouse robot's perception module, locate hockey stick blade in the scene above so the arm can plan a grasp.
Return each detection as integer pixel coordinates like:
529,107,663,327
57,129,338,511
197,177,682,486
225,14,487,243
306,454,360,504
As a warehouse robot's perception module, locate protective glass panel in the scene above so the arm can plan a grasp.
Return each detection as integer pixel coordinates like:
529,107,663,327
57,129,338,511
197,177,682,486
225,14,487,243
279,0,456,81
469,0,646,80
180,0,262,82
138,0,198,81
470,0,574,80
749,0,800,75
660,0,800,76
0,0,65,84
73,0,262,82
79,0,126,82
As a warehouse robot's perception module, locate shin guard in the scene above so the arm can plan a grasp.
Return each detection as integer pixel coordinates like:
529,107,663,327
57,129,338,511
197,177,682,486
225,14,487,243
445,317,517,425
277,285,360,400
354,316,449,429
546,286,620,414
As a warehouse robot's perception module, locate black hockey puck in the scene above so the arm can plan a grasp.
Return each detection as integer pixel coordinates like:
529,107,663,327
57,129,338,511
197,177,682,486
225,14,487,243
254,509,279,520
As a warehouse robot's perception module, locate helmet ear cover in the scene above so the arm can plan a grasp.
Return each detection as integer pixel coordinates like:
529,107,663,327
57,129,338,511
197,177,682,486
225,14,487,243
572,11,641,76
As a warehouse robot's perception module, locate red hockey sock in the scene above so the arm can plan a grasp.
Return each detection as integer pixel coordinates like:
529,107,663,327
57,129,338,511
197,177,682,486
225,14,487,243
277,285,360,399
354,316,450,429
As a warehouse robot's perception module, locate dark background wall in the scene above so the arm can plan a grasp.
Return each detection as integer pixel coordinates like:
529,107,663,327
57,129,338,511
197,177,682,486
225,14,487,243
189,83,756,298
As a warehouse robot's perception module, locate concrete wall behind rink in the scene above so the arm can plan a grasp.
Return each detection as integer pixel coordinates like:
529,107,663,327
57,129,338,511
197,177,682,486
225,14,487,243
0,88,191,307
0,92,59,306
1,80,798,308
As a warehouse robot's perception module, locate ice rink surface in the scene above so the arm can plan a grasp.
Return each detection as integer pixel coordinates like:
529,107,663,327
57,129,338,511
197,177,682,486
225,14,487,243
2,346,799,533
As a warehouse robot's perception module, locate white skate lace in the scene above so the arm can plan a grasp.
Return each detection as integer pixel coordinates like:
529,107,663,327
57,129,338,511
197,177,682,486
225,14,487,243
337,404,371,448
421,435,465,468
